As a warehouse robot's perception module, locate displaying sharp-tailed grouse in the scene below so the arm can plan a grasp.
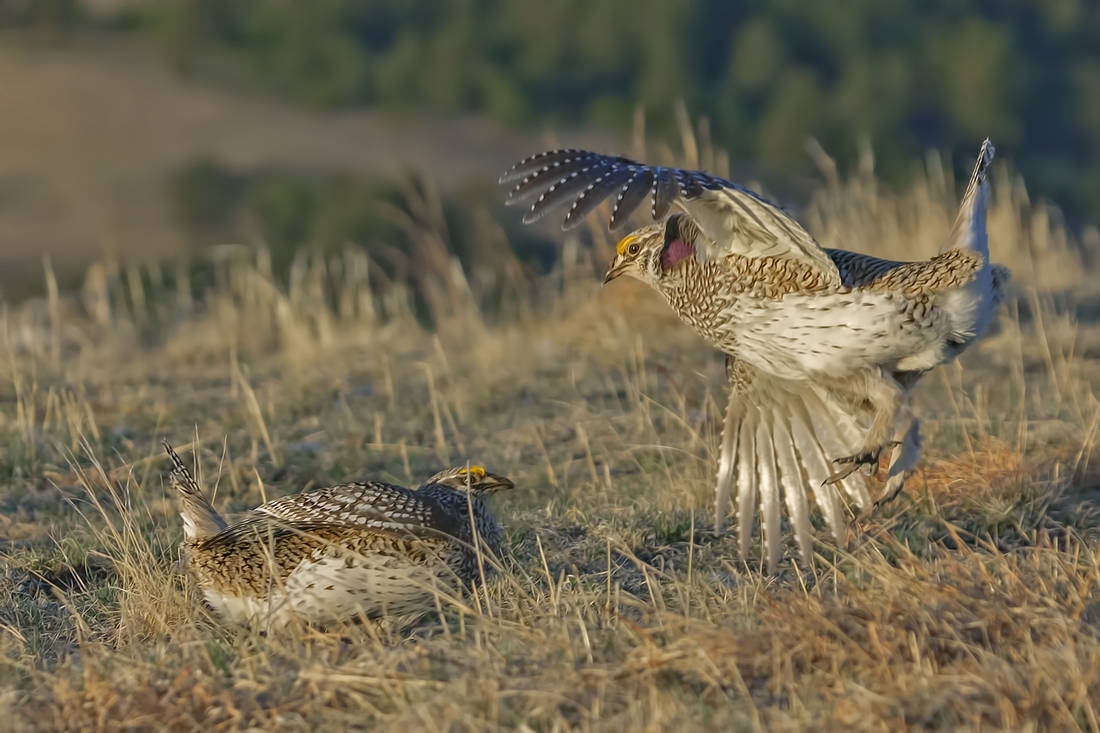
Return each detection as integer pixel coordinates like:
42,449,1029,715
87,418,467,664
500,140,1009,572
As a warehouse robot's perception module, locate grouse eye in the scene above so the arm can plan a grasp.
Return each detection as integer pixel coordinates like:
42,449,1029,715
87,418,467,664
628,243,639,255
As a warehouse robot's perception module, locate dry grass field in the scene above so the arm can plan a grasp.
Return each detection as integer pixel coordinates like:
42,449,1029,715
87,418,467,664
2,127,1100,730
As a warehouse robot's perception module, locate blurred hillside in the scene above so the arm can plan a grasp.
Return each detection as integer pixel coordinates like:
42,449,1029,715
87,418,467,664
0,38,615,302
3,0,1100,299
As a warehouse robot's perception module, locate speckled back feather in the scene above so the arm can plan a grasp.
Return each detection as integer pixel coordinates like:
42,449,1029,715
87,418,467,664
255,481,444,533
826,248,984,295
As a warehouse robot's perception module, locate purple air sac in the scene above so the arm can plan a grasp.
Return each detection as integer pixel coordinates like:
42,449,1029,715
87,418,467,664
661,238,696,268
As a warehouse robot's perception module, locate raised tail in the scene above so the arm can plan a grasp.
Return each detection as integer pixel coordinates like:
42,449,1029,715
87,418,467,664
940,138,994,257
936,139,1012,361
163,440,227,541
715,359,872,573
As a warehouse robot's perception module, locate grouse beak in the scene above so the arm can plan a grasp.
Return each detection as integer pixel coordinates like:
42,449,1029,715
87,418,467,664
484,474,515,493
603,257,626,287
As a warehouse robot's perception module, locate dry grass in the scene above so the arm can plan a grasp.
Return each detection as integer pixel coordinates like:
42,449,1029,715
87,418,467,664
2,120,1100,731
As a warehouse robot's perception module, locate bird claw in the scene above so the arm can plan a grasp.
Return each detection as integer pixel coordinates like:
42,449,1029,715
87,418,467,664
822,441,901,486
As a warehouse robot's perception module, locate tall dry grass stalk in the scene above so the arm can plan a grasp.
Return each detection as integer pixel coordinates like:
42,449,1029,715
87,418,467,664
1,110,1099,729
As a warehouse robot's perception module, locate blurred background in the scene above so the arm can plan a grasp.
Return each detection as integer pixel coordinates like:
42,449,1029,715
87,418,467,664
2,0,1099,303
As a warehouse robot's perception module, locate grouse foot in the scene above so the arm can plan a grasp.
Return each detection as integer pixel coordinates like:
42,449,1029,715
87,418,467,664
823,442,901,485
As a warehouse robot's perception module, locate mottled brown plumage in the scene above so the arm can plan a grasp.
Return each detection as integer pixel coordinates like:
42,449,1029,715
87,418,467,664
502,140,1009,571
164,441,513,628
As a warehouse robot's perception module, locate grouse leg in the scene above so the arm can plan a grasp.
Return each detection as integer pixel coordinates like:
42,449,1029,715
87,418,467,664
875,416,922,507
826,371,908,484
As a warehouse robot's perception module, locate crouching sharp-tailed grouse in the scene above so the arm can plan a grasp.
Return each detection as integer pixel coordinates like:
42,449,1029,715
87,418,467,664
499,140,1009,572
164,440,513,628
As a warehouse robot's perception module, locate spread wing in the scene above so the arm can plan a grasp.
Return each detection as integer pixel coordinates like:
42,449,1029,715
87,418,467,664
253,481,441,535
500,149,840,283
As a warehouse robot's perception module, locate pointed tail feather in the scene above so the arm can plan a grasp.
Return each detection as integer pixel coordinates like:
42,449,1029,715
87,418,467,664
940,139,994,257
936,140,1012,363
164,440,227,541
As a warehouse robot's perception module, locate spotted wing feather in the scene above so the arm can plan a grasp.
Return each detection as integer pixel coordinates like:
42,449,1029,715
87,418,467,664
500,149,841,284
652,167,679,221
255,481,440,535
196,515,448,554
609,168,654,229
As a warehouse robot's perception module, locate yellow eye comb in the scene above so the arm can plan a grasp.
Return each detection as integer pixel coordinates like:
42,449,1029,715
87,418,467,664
616,234,638,256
